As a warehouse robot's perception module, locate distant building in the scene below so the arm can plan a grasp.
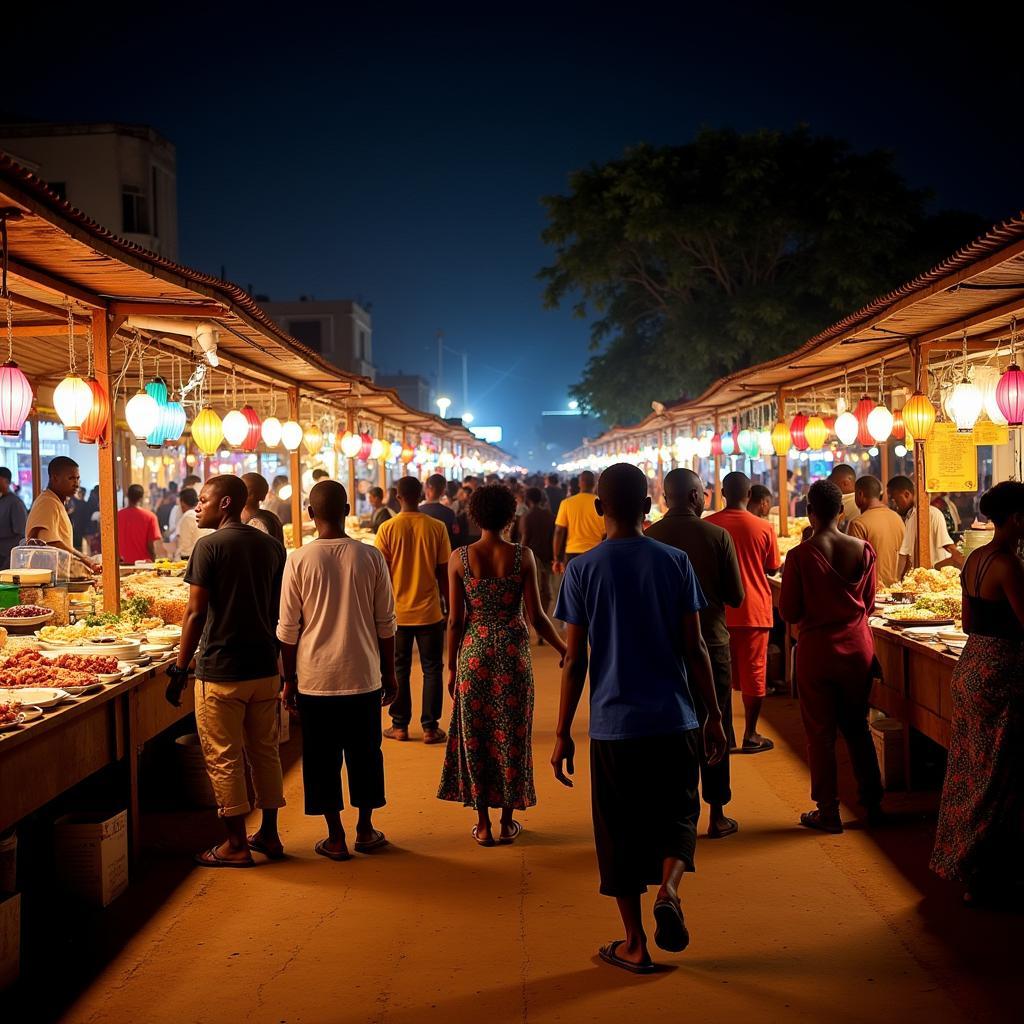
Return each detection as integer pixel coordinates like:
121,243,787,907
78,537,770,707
0,121,178,258
260,298,375,380
377,373,432,413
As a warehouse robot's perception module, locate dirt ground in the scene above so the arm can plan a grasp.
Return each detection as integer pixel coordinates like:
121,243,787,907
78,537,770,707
10,645,1019,1023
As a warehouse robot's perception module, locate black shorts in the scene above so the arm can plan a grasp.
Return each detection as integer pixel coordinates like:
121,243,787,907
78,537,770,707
590,730,700,897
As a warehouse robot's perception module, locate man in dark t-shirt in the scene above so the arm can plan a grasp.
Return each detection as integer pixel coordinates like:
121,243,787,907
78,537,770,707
166,473,287,867
420,473,458,548
544,473,564,520
514,486,555,621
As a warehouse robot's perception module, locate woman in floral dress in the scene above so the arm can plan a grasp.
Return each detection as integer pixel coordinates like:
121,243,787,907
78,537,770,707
930,482,1024,907
439,484,567,845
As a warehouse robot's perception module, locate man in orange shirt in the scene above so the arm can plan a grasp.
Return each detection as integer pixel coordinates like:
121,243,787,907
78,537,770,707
708,472,780,754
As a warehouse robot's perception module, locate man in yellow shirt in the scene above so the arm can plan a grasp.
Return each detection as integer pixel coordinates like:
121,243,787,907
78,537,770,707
554,470,605,573
375,475,452,743
25,456,99,574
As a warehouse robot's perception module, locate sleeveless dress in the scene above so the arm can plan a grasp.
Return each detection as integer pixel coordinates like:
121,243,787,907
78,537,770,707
438,544,537,809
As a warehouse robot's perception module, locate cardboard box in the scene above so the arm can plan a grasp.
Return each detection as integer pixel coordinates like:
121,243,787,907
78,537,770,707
871,718,905,790
54,811,129,908
0,892,20,990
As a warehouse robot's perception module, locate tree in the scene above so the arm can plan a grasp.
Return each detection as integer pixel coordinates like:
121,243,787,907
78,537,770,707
539,128,986,425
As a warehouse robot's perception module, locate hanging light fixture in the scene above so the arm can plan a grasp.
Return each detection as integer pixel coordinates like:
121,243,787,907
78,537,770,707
903,391,936,442
758,429,774,457
790,412,809,451
281,419,303,451
262,415,283,448
695,434,712,460
340,430,362,458
303,421,324,455
865,359,893,443
720,430,735,456
387,439,403,461
54,304,93,431
221,408,248,447
995,318,1024,426
891,407,905,441
358,432,374,461
192,406,223,455
241,405,262,452
0,223,33,438
854,389,875,446
125,344,159,441
163,400,186,443
400,445,415,464
79,377,110,445
944,332,983,433
771,421,791,457
974,365,1007,426
804,415,828,450
144,376,170,448
370,437,386,460
710,432,723,457
736,428,753,458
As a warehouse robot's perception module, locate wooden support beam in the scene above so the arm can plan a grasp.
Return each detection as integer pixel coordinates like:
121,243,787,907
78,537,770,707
288,387,303,546
378,418,387,490
348,411,358,502
107,302,226,320
92,310,121,613
8,289,91,322
776,390,789,537
7,258,106,309
29,415,42,500
713,413,722,512
9,322,88,337
913,348,931,570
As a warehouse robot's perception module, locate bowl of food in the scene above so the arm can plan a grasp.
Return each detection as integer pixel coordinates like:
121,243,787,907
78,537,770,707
0,605,55,627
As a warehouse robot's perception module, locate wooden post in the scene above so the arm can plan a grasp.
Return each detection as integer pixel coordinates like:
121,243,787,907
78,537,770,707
92,311,121,613
713,413,722,511
656,428,665,491
348,411,358,502
29,414,42,500
913,346,931,569
879,439,891,492
777,391,789,538
690,419,700,475
402,429,410,477
288,387,303,547
378,418,387,489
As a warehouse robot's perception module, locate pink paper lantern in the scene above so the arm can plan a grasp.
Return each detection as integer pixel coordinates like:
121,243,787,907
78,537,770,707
995,363,1024,426
0,360,33,437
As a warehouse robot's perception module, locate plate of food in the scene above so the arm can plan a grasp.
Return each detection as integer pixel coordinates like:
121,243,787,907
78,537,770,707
883,607,956,627
0,687,69,708
935,628,969,643
0,605,55,627
0,701,42,730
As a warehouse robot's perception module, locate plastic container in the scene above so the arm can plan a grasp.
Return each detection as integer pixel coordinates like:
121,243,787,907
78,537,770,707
0,585,18,611
8,544,73,583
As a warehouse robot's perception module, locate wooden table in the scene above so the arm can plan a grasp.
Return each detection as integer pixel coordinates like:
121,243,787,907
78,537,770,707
0,657,193,857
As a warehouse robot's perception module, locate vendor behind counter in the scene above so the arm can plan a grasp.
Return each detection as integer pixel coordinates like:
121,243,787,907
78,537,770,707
25,455,99,575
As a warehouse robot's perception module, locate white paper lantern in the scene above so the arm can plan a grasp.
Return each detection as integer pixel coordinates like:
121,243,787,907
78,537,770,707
281,420,304,451
758,430,774,457
340,431,362,458
974,366,1008,426
695,435,712,460
866,404,894,443
221,409,249,447
834,410,859,446
125,389,159,440
53,374,93,431
946,380,984,433
261,416,283,448
370,438,386,460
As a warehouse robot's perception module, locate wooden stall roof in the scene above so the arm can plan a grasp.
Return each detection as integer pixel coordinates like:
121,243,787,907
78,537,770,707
575,209,1024,449
0,154,506,461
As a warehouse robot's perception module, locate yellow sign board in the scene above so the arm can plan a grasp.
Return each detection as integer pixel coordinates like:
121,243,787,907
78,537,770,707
973,420,1010,446
924,422,977,493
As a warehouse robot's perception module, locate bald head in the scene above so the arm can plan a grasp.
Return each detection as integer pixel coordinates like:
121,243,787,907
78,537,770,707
722,471,751,507
828,463,857,495
596,462,649,526
242,472,269,505
663,468,704,515
196,474,248,528
309,480,349,523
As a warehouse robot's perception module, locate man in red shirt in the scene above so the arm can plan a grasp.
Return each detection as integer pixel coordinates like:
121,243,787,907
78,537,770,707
708,472,780,753
117,484,162,564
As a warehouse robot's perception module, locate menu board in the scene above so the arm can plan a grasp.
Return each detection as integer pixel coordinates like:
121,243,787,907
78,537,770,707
973,420,1010,447
924,422,977,493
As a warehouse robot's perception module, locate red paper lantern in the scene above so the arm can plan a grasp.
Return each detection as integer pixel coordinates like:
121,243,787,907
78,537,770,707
854,395,875,446
891,408,905,441
241,405,262,453
822,416,835,438
710,432,723,457
78,377,111,444
358,432,373,461
995,363,1024,426
0,360,33,438
789,413,809,452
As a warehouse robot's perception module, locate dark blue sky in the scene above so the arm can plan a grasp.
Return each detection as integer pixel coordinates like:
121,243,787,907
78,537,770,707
8,6,1023,461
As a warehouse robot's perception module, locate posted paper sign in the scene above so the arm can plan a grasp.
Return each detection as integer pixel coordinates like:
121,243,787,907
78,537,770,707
973,420,1010,447
924,423,977,493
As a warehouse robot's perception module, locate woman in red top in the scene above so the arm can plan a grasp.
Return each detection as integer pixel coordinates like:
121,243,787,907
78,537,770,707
780,480,884,834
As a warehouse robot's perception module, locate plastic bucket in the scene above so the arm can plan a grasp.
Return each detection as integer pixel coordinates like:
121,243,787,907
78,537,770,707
174,734,217,808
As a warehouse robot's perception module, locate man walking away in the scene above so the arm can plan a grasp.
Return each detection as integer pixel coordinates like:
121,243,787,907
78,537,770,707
848,476,906,587
553,463,726,973
516,486,557,630
368,487,393,534
648,469,744,837
553,469,604,573
708,472,780,754
166,475,287,866
279,481,398,860
0,467,27,569
375,476,452,743
545,473,565,520
117,484,162,564
421,473,459,547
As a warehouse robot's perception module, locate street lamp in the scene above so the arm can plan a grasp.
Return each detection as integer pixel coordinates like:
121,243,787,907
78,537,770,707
436,396,451,418
461,411,474,424
568,399,579,411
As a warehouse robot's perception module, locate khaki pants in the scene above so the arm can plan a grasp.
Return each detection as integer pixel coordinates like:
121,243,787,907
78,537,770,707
195,675,286,818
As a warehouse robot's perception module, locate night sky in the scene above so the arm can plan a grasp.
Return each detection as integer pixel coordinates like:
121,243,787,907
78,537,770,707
6,7,1024,462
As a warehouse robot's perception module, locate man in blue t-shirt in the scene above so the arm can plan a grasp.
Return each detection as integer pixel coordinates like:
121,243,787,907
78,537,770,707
553,462,727,974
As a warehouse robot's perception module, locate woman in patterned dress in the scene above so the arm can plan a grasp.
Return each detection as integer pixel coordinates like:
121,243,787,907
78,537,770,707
438,484,567,845
930,482,1024,907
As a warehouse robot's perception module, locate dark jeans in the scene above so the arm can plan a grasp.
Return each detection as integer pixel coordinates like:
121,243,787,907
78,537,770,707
694,643,733,807
297,690,385,814
392,620,445,730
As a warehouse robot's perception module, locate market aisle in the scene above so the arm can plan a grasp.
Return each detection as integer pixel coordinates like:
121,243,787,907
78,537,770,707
54,647,1008,1024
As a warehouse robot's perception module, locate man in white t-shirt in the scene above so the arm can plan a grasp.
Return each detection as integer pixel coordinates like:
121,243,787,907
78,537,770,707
278,480,398,861
828,464,860,532
887,475,964,578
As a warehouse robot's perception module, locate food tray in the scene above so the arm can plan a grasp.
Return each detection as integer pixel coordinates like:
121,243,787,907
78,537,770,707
885,616,955,629
0,706,43,730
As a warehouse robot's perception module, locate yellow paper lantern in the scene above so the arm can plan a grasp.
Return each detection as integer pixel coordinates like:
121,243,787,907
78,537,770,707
803,415,828,451
303,423,324,455
902,391,936,443
192,407,223,455
770,421,791,457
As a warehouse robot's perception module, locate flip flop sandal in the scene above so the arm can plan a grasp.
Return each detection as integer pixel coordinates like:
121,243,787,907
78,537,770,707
653,897,690,953
472,825,495,847
707,817,739,839
498,821,522,845
194,845,255,868
738,738,775,754
353,829,389,853
314,838,352,861
247,834,285,860
598,940,656,975
800,810,844,834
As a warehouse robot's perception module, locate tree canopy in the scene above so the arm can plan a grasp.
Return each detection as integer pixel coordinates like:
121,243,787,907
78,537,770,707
539,128,986,425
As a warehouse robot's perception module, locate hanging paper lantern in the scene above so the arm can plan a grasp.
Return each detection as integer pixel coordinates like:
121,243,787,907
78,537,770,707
302,422,324,455
790,413,809,452
973,366,1007,426
222,409,249,448
262,416,283,448
995,363,1024,426
387,439,403,461
719,431,735,456
279,419,302,452
946,380,984,433
834,410,859,446
358,432,373,461
370,438,386,460
192,407,223,455
143,378,170,447
804,415,828,451
891,408,905,441
53,373,92,432
853,396,875,446
770,421,791,457
125,388,159,440
736,429,752,458
163,401,186,443
339,431,362,458
709,432,723,457
695,434,712,460
78,378,110,444
902,391,936,442
241,405,262,452
757,430,774,457
822,415,835,437
0,361,33,438
400,445,415,464
866,404,894,443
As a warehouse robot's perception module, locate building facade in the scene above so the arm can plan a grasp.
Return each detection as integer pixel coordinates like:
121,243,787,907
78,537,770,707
376,373,432,413
260,298,375,380
0,122,178,258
